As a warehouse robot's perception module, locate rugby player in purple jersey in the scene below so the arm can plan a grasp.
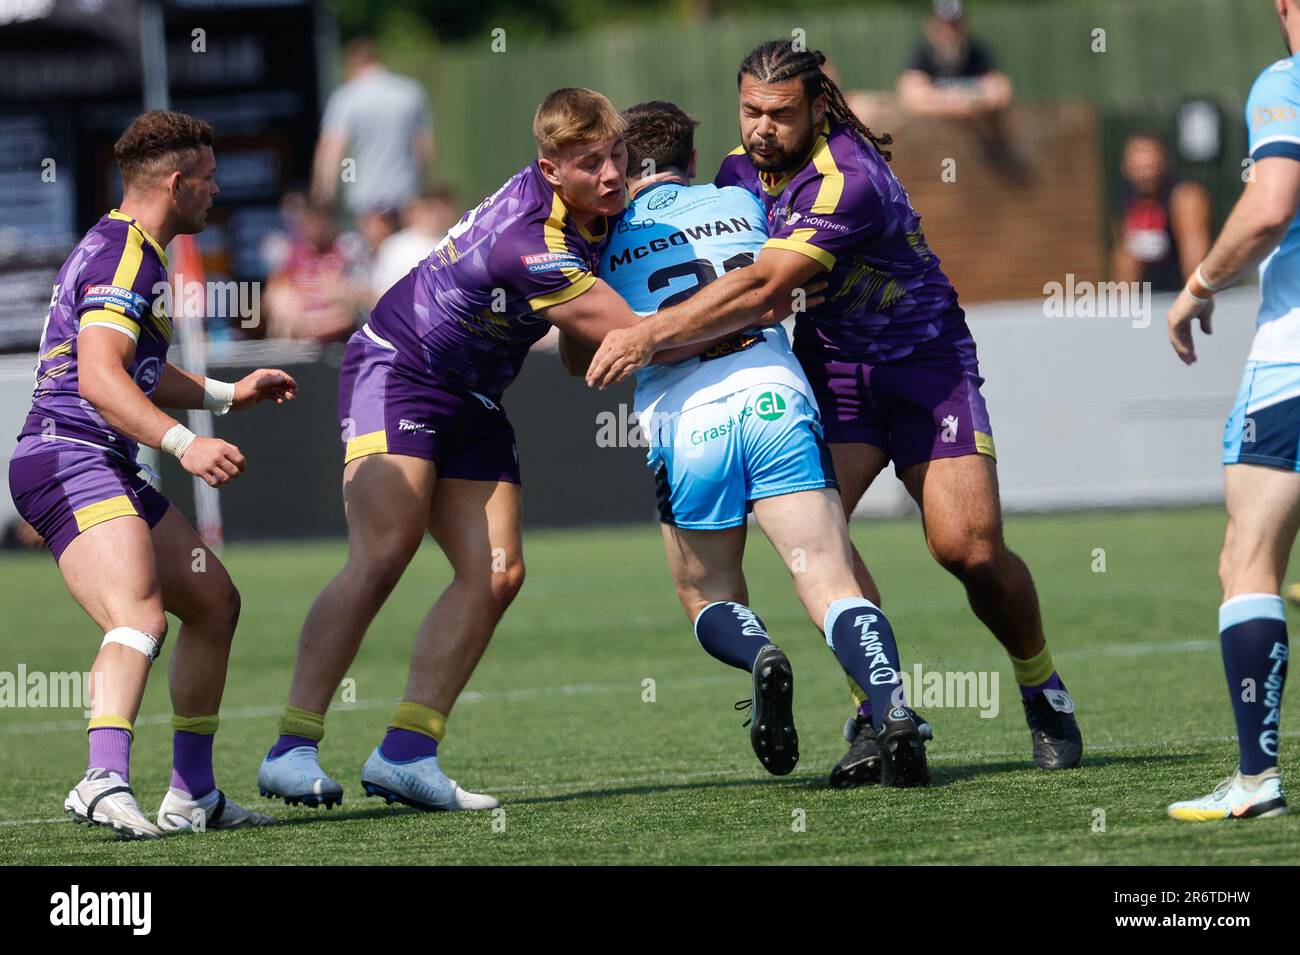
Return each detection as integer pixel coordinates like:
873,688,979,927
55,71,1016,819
587,40,1082,785
258,88,715,812
9,111,299,838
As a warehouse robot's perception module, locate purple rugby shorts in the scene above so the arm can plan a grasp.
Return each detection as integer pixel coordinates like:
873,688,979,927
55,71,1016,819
337,326,521,484
9,435,170,561
801,350,996,472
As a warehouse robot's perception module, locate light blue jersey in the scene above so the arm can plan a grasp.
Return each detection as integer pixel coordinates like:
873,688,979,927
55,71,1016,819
600,181,812,422
599,180,835,529
1221,54,1300,472
1247,53,1300,361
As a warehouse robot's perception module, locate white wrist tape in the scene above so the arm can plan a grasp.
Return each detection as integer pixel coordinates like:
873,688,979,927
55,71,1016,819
101,627,161,663
161,423,197,461
1186,287,1212,306
1194,265,1222,294
203,378,236,416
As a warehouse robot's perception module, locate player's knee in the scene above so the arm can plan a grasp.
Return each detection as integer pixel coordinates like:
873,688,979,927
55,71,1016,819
932,533,1001,583
348,546,417,603
120,614,168,649
221,582,242,635
1217,544,1258,596
489,558,526,611
179,574,241,638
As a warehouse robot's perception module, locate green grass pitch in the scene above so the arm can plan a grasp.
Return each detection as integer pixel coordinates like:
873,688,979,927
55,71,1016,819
1,505,1297,865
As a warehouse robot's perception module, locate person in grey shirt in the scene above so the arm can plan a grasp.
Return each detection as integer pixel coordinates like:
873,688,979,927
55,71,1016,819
312,38,434,230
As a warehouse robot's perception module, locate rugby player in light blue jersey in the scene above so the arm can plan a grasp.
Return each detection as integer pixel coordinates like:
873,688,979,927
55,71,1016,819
1165,0,1300,822
588,43,1081,783
568,102,932,785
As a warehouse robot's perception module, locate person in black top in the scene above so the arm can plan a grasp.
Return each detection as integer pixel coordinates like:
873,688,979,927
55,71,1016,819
1112,134,1212,293
897,0,1013,120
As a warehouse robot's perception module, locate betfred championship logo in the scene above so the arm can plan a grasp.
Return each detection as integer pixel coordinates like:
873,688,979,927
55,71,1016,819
521,251,585,274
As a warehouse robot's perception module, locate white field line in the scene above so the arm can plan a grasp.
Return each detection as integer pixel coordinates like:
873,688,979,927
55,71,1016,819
0,638,1220,737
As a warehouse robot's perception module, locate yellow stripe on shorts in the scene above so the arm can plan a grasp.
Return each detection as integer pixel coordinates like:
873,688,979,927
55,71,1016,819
344,429,389,463
73,495,138,533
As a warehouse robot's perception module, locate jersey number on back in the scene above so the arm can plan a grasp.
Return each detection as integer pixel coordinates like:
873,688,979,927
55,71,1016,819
647,252,754,308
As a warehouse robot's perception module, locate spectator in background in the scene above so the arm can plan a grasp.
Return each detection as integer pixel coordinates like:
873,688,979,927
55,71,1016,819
371,186,460,297
896,0,1013,120
262,199,373,343
312,38,434,253
1112,134,1213,292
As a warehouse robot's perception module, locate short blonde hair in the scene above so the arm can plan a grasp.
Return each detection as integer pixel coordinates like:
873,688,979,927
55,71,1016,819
533,88,627,158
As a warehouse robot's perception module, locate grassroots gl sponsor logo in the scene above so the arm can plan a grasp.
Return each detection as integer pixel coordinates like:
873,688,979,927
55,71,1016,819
754,391,786,421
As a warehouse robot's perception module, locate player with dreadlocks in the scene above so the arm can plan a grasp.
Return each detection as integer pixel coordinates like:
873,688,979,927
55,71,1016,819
587,38,1082,788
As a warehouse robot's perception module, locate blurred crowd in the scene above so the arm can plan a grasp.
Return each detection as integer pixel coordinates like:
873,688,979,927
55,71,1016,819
256,38,459,344
256,1,1213,345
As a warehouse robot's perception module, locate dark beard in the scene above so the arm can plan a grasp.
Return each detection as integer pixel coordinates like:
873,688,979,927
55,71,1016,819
744,125,818,176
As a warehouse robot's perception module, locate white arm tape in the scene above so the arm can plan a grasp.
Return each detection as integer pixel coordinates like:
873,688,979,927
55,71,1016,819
203,378,236,416
101,627,161,663
161,423,197,461
1194,265,1222,294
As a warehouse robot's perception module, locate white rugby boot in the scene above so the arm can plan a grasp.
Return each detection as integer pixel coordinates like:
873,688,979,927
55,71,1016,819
360,747,499,811
157,787,276,832
1168,767,1288,822
64,769,163,840
257,744,344,808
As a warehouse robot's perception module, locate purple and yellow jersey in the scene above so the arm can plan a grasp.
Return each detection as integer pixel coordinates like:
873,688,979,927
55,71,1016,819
715,118,973,364
18,210,172,463
366,159,608,394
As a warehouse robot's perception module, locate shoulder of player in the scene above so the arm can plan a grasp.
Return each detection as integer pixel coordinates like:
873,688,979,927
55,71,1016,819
77,216,167,290
787,128,878,212
714,148,756,187
1251,55,1300,101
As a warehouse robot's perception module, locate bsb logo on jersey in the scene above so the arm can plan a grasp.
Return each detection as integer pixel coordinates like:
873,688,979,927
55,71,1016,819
521,252,586,274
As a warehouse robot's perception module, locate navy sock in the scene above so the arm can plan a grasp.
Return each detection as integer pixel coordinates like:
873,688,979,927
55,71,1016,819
1219,594,1289,776
694,601,772,671
825,597,904,730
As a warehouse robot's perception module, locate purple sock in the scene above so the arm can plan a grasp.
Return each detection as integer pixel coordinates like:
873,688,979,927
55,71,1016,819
269,734,319,759
170,730,216,798
1020,670,1064,699
380,727,438,761
857,699,873,723
88,728,132,781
